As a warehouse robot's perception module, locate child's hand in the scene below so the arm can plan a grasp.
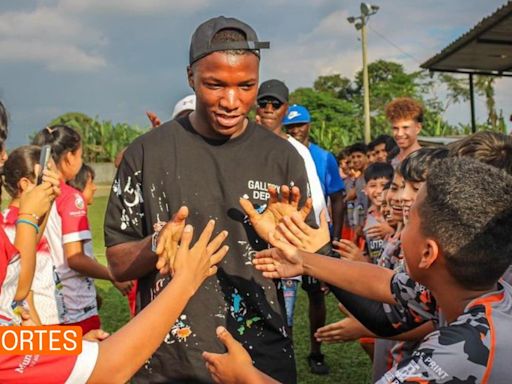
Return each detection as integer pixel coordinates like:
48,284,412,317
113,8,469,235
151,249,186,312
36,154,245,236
366,221,394,239
315,315,369,343
19,171,60,219
83,329,110,342
172,221,229,294
332,239,366,262
112,280,134,296
276,210,329,253
155,206,189,276
19,308,36,326
202,326,254,384
252,231,304,278
239,185,312,243
146,111,162,128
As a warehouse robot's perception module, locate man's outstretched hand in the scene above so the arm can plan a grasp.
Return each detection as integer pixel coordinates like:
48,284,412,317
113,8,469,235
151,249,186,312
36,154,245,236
239,185,312,243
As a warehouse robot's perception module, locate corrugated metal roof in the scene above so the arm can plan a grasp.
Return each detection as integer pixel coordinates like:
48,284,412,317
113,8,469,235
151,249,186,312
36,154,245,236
421,1,512,76
418,136,465,146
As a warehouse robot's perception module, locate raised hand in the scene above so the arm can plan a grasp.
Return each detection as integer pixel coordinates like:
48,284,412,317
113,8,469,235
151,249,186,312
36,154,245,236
276,210,329,253
366,220,394,239
252,231,304,279
332,239,366,262
239,185,312,243
173,220,229,294
146,111,162,128
19,168,61,220
202,326,254,384
155,206,189,276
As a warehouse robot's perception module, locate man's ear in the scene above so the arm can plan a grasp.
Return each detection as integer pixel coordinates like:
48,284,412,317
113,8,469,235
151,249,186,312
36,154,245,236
415,122,422,134
418,239,439,269
187,66,194,90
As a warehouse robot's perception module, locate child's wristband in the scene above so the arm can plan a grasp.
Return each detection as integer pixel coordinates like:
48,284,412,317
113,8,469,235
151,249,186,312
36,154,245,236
15,219,40,234
18,212,40,221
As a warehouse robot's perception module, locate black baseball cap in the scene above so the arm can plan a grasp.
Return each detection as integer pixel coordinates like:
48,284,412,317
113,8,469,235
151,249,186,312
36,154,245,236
257,79,289,103
189,16,270,65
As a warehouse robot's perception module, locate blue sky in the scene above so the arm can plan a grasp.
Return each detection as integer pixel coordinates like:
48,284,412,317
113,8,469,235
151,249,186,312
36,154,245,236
1,0,510,148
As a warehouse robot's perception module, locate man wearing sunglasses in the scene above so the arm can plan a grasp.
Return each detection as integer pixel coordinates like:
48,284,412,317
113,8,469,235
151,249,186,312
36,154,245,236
256,80,326,225
256,81,331,375
282,104,346,375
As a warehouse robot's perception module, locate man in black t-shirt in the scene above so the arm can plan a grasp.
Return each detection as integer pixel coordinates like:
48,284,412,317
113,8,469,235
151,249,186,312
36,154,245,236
104,17,309,383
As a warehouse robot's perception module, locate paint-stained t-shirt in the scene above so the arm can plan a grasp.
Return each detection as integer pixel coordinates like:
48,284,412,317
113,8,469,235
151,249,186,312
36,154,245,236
377,282,512,383
104,117,311,384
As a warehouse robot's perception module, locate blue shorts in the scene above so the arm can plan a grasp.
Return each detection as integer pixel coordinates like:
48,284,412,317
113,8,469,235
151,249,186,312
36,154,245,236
282,279,299,327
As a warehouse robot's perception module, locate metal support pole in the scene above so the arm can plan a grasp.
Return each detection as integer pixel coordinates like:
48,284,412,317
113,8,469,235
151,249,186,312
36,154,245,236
361,21,371,143
469,73,476,133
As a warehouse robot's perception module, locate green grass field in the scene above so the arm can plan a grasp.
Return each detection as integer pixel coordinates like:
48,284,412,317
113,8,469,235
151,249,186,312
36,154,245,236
89,195,372,384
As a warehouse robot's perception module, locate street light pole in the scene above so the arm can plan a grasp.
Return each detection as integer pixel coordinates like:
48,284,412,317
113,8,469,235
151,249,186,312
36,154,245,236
361,21,371,144
348,3,379,144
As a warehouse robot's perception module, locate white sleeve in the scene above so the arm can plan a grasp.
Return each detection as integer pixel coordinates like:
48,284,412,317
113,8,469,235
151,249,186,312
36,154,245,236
65,341,99,384
287,137,329,224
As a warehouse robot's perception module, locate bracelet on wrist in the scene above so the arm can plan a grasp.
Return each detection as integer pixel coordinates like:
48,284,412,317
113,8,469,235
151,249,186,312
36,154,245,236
151,231,160,253
18,212,41,221
15,219,40,234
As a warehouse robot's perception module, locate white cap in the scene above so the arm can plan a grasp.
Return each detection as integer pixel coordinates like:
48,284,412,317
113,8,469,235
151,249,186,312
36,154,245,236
171,94,196,118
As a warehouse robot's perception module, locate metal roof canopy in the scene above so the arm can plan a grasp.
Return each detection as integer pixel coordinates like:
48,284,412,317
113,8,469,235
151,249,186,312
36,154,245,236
422,1,512,76
421,1,512,132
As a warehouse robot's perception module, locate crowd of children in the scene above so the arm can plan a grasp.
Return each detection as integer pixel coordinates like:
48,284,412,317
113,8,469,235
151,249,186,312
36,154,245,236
1,15,512,384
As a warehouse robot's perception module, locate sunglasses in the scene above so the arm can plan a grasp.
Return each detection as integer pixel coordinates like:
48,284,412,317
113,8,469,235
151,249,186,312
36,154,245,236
257,98,283,109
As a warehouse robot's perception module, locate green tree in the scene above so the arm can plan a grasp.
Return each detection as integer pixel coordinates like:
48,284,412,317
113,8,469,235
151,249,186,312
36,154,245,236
47,113,146,163
290,87,362,153
439,74,500,130
313,74,355,100
290,60,459,150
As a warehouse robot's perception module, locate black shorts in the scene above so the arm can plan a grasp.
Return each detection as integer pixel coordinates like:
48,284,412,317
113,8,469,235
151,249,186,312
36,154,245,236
301,275,323,294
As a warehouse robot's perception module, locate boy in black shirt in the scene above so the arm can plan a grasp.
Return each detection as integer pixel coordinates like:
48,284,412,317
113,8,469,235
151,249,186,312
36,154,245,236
105,16,309,384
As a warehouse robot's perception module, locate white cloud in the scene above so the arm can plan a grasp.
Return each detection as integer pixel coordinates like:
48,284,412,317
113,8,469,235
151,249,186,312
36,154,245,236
0,3,107,72
0,7,102,44
58,0,209,15
0,39,106,71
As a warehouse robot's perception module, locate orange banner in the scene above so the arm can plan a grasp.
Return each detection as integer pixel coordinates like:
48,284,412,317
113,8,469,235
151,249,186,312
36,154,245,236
0,326,82,355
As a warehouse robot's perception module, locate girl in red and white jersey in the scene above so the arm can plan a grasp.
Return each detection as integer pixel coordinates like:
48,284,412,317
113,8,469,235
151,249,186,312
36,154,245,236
0,101,230,383
33,125,130,333
0,104,61,326
2,145,66,325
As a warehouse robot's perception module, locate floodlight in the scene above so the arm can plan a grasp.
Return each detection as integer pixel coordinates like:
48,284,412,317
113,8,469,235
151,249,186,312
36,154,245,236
355,22,363,30
361,3,371,16
371,5,379,12
347,16,356,23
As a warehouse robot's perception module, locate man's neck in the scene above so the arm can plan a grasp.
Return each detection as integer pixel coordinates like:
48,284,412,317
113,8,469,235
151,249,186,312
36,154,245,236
273,125,287,139
398,142,421,161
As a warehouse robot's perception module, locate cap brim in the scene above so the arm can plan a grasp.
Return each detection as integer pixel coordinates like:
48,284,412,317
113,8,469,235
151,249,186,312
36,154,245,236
283,119,310,125
257,92,288,104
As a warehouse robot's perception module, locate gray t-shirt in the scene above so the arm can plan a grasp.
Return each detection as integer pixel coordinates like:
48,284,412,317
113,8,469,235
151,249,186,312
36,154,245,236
377,281,512,383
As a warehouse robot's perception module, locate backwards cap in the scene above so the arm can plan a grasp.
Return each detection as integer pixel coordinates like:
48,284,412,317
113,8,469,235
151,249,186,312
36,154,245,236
189,16,270,65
